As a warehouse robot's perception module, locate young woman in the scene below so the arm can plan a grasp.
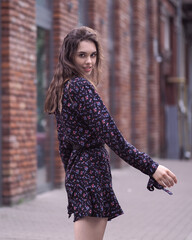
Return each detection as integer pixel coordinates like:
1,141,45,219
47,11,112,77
45,26,177,240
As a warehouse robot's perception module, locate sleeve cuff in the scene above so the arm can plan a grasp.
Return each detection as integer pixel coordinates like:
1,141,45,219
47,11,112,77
147,177,173,195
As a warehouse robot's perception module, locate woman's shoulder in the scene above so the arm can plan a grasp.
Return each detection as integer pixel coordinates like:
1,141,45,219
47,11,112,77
69,77,95,92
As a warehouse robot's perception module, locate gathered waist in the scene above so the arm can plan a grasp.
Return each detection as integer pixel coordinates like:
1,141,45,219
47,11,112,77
72,143,104,151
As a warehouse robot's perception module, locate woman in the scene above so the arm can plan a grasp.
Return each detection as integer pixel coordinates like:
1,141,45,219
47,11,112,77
45,26,177,240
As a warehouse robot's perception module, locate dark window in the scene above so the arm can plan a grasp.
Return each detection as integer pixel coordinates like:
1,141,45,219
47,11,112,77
36,0,54,193
78,0,89,26
36,0,51,9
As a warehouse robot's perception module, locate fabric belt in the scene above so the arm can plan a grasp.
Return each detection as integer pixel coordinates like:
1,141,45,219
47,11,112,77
72,143,104,151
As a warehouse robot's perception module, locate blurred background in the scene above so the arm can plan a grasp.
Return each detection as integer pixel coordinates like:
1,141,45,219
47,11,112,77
0,0,192,207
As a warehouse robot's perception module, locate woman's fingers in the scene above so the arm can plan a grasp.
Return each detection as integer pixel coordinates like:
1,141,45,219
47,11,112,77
162,170,177,187
153,165,177,188
162,176,174,187
159,180,167,188
162,172,175,187
167,170,177,184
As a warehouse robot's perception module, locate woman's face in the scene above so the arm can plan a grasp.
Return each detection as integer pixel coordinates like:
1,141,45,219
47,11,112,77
74,40,97,77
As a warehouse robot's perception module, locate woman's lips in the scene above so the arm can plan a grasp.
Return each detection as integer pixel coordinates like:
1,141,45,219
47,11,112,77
83,67,92,72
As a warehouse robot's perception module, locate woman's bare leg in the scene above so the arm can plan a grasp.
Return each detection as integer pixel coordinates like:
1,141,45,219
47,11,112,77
74,216,108,240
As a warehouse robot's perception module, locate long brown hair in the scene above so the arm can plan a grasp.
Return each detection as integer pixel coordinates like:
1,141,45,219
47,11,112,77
44,26,102,114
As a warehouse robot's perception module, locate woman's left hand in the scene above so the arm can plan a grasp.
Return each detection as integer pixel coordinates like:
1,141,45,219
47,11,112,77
152,165,177,188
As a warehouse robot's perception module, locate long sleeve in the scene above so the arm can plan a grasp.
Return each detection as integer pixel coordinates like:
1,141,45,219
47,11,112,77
58,140,73,171
70,78,158,177
56,120,73,171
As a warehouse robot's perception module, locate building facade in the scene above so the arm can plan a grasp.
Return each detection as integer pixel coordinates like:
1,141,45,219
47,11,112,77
0,0,191,205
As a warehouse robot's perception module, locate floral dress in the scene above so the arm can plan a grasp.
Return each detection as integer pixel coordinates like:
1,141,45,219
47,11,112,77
55,77,159,222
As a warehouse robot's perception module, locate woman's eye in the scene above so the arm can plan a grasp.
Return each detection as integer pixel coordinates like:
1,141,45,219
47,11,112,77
79,53,85,58
91,53,97,57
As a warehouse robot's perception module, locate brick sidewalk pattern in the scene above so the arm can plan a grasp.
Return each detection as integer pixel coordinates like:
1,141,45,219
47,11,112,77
0,159,192,240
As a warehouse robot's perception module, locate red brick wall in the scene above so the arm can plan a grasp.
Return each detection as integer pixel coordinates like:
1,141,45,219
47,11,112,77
88,0,110,107
147,0,160,156
131,0,148,152
113,0,131,138
53,0,78,187
111,0,132,166
1,0,36,204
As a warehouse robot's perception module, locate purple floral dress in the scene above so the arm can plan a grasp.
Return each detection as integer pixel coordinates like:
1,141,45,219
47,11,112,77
55,77,159,222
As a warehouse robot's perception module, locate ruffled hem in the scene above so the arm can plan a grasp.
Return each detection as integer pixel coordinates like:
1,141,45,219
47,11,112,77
68,210,124,222
66,185,124,222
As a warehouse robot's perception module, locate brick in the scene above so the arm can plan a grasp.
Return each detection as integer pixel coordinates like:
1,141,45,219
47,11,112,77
1,0,36,204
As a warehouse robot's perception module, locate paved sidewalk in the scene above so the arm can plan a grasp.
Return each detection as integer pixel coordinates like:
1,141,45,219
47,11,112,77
0,159,192,240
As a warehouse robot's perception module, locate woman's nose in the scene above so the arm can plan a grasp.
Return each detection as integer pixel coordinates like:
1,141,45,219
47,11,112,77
85,56,91,64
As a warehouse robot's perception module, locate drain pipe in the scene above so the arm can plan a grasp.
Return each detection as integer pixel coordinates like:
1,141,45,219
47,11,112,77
130,0,135,146
177,0,185,159
0,0,3,205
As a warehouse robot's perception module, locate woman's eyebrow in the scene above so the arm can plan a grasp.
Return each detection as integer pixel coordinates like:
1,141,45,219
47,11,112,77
77,51,97,54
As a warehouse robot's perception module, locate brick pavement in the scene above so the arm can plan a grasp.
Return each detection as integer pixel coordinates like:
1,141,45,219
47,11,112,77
0,159,192,240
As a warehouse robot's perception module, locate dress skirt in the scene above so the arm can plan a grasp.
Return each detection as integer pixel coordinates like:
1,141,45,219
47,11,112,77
65,145,124,222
